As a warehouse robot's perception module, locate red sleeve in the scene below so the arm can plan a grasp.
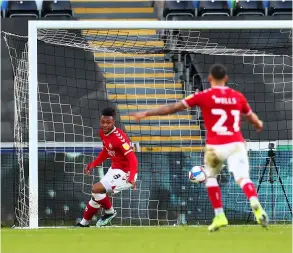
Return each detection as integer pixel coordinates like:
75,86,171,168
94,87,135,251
90,148,109,168
89,131,109,168
124,151,138,182
181,92,205,108
118,141,138,181
240,93,252,116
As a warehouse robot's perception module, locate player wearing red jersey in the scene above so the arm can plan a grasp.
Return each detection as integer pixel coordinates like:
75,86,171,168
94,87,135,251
76,108,138,227
130,64,268,232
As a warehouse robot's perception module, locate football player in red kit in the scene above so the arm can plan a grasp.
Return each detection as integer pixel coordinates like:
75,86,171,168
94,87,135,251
130,64,268,232
76,108,138,227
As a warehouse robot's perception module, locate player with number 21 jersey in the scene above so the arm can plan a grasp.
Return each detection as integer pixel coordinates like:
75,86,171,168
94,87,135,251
130,64,268,232
182,85,251,145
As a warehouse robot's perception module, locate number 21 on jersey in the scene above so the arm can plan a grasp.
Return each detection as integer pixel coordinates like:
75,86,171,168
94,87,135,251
212,109,240,133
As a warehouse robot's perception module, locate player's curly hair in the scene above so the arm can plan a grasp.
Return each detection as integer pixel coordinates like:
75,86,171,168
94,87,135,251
101,107,116,118
209,64,227,80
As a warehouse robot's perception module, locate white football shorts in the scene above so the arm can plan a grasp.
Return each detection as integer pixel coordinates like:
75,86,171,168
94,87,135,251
100,168,137,194
204,142,249,180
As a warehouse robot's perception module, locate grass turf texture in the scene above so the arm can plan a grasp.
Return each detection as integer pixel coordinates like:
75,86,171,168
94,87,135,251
2,225,291,253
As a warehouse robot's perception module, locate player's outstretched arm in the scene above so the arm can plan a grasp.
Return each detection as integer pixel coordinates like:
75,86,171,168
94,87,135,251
130,101,186,122
246,112,263,132
85,148,109,174
124,151,138,189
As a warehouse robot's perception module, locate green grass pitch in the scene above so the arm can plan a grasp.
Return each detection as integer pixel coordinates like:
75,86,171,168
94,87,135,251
2,225,291,253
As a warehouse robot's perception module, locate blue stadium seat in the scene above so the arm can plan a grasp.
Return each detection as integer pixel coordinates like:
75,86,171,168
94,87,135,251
199,0,230,17
227,0,236,16
235,0,265,16
269,0,292,17
6,0,38,18
41,0,72,18
1,0,8,17
192,0,200,16
164,1,195,20
262,0,270,16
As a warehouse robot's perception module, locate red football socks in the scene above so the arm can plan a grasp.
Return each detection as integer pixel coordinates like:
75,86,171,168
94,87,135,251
97,195,113,210
242,182,258,200
83,202,99,221
207,186,223,209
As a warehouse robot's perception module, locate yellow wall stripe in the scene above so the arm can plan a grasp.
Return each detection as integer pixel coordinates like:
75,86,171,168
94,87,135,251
107,83,182,89
141,146,204,152
94,53,165,58
83,29,157,36
105,73,174,78
131,136,201,141
109,94,183,100
125,125,200,131
89,40,164,48
101,62,173,68
121,114,191,121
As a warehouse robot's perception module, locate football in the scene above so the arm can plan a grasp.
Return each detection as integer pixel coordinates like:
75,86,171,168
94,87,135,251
188,166,206,183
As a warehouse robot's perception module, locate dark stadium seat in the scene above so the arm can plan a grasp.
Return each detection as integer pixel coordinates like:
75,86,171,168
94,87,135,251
269,0,292,17
199,0,230,17
164,1,195,20
235,0,265,16
6,0,39,18
41,0,73,18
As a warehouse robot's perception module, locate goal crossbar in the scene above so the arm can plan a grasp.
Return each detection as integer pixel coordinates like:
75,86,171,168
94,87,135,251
27,19,292,228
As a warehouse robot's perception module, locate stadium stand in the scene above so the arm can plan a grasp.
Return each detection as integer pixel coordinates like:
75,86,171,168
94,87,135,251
6,0,39,18
270,0,292,17
235,0,266,16
163,1,195,20
68,0,202,152
41,0,72,18
197,0,231,17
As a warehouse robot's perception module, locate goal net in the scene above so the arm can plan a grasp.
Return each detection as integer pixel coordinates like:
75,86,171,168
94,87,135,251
2,20,292,228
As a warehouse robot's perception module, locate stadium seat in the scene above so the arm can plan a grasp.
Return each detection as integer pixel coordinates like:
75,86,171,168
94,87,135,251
6,0,39,18
262,0,270,16
1,0,8,17
227,0,236,16
41,0,72,18
199,0,230,17
235,0,265,16
164,1,195,20
269,0,292,17
192,0,200,16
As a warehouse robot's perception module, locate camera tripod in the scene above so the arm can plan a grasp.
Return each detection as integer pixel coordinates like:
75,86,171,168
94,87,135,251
246,148,292,223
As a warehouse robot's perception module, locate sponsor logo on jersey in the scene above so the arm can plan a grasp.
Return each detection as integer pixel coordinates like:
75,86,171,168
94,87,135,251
185,94,194,100
105,147,115,157
122,143,130,151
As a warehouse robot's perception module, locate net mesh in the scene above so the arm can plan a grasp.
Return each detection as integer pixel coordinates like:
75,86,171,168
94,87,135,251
2,24,292,227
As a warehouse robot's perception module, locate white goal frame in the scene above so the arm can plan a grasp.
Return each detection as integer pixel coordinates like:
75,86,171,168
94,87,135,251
28,20,292,228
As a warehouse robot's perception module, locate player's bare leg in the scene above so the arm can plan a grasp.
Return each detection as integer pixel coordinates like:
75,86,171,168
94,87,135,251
77,182,116,227
237,178,268,228
205,148,228,232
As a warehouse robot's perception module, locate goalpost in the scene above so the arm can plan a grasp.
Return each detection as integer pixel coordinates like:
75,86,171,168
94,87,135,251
3,20,292,228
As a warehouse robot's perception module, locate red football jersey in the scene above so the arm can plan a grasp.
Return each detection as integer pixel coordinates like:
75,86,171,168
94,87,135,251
100,127,134,173
182,86,252,145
